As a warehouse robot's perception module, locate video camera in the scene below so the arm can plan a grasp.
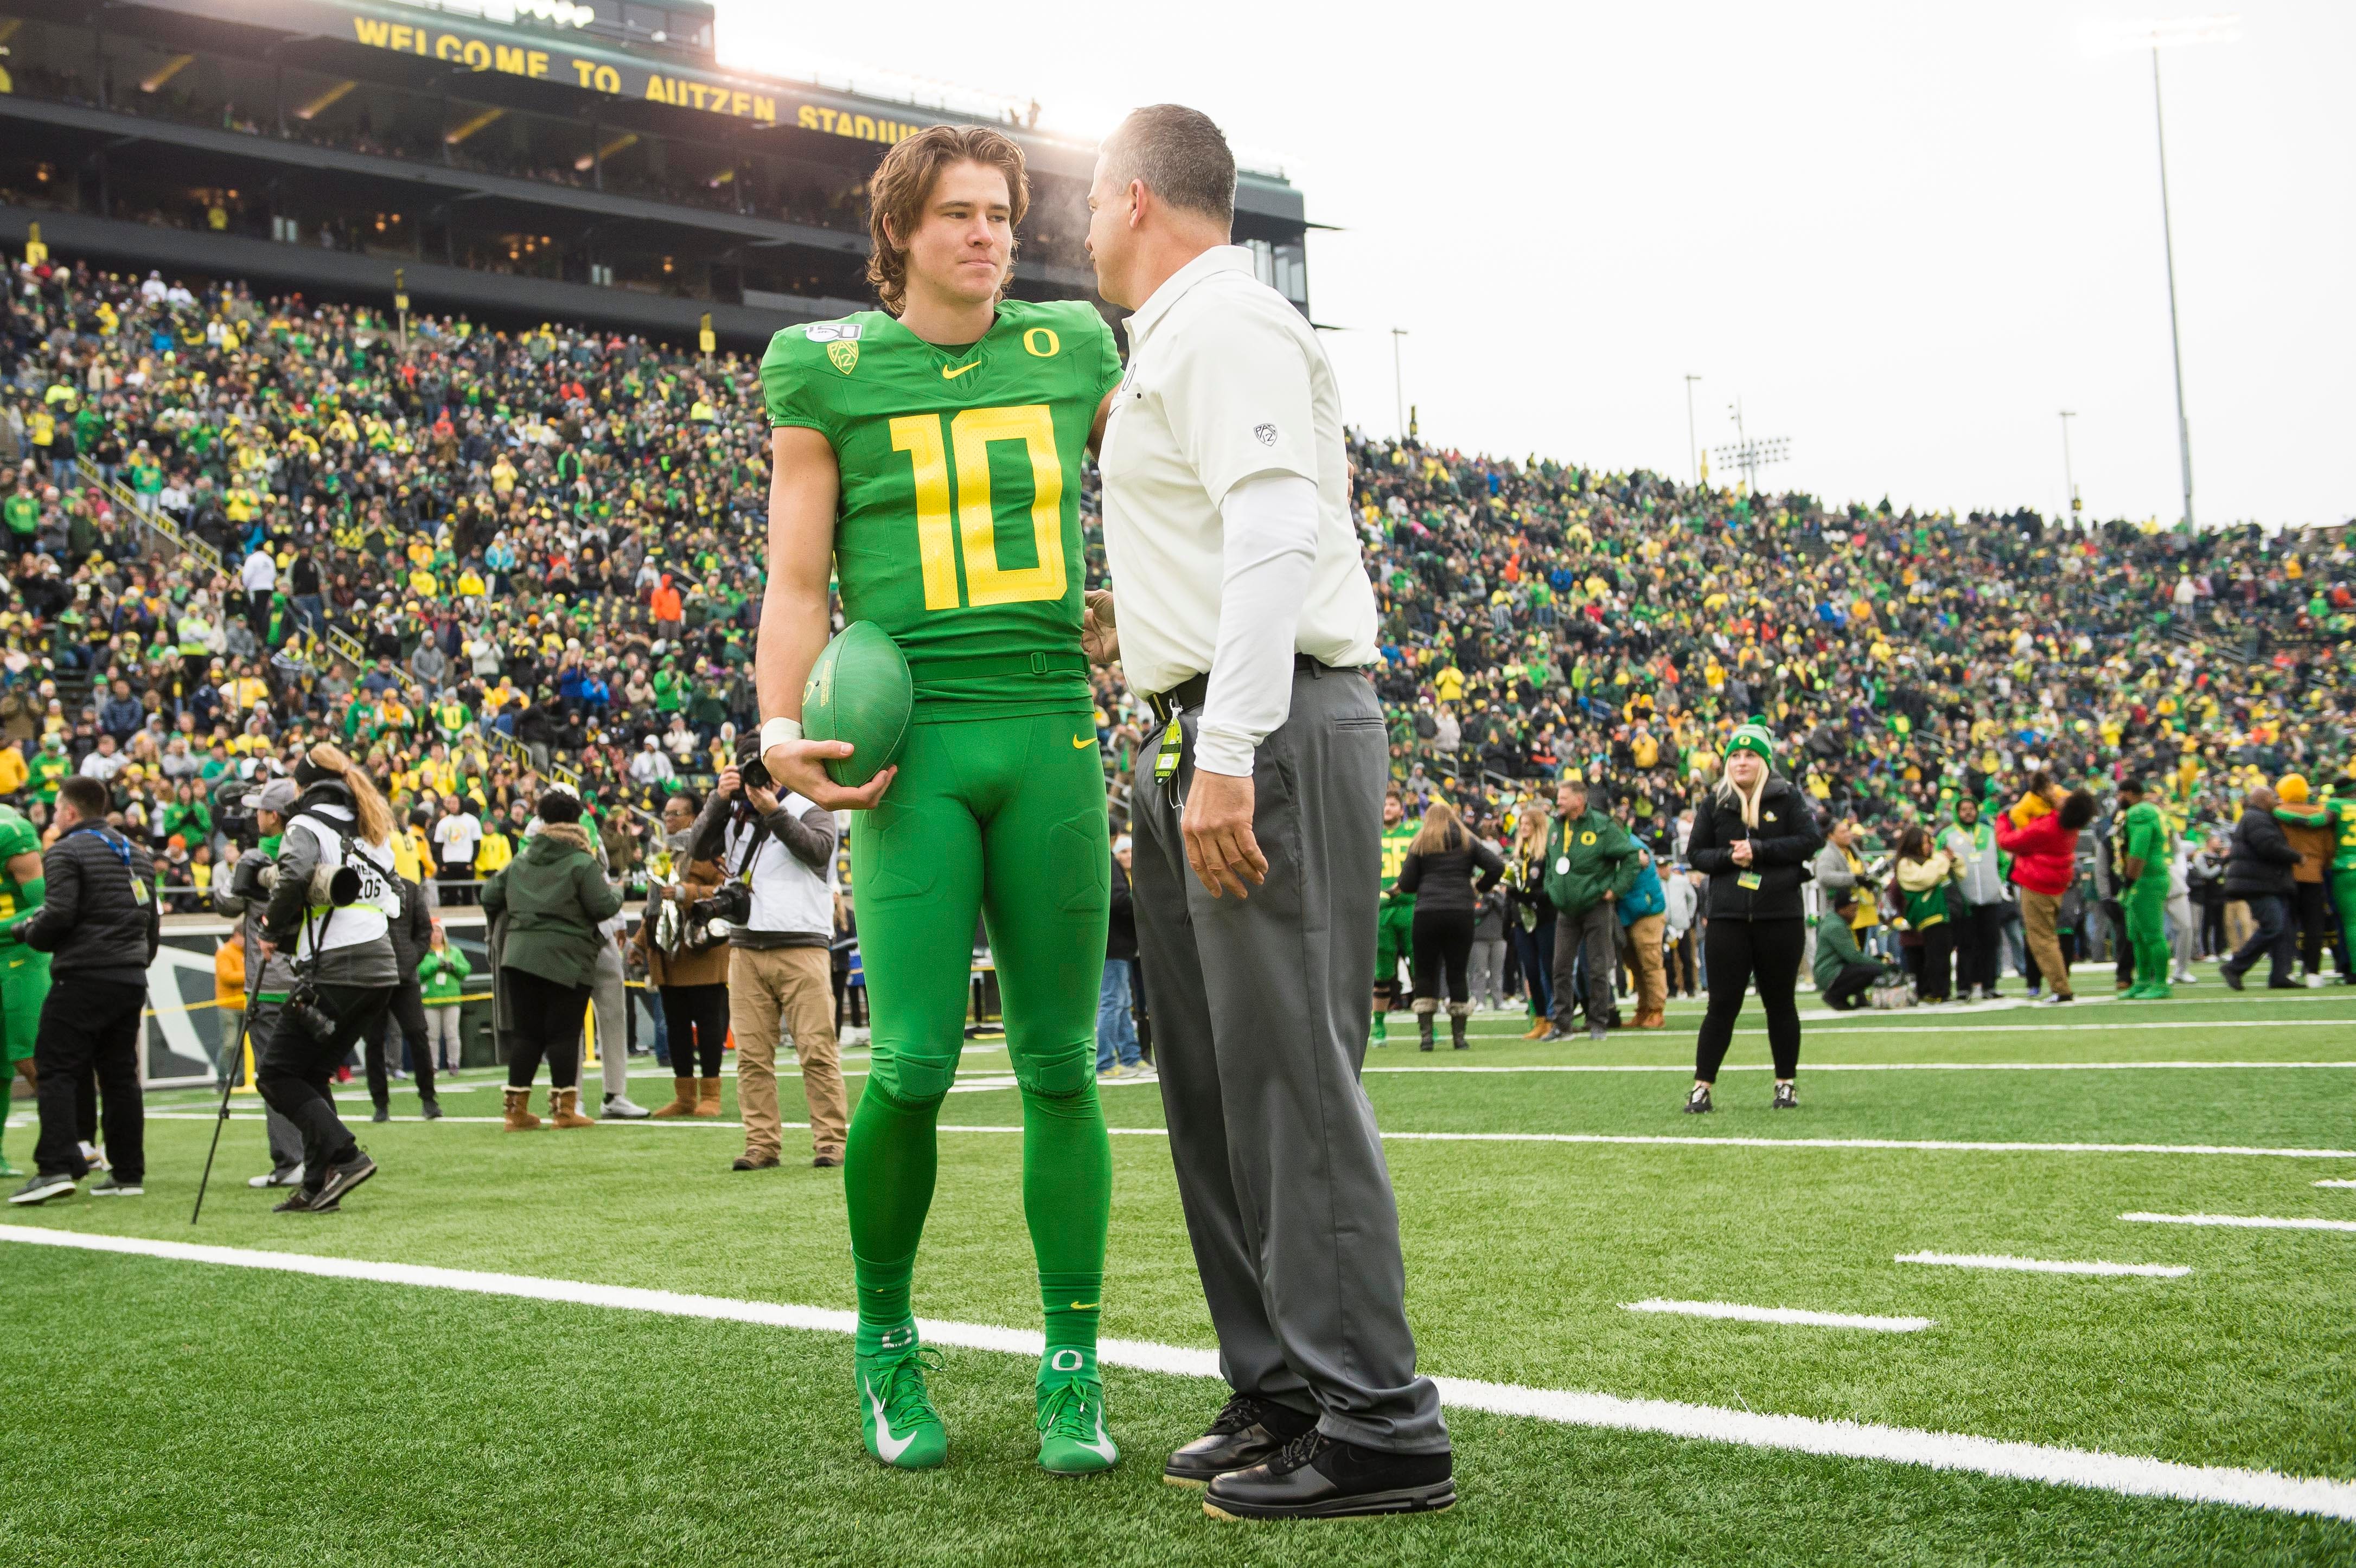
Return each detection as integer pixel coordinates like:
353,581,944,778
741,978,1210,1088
213,779,264,850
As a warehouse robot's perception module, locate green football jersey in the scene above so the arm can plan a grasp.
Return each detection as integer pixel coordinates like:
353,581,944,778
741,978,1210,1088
0,804,40,925
761,299,1122,719
2329,796,2356,872
1380,822,1418,899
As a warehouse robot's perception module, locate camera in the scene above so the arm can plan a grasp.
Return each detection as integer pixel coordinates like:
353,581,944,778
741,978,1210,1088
734,733,773,794
213,779,262,850
687,880,751,945
227,849,278,903
283,981,340,1042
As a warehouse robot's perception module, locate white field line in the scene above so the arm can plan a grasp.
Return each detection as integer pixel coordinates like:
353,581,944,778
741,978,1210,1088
1896,1252,2192,1279
1623,1298,1933,1332
5,1226,2351,1523
1361,1061,2356,1076
142,1106,2356,1154
1763,1019,2356,1039
138,1111,2356,1161
2121,1213,2356,1234
2315,1180,2356,1189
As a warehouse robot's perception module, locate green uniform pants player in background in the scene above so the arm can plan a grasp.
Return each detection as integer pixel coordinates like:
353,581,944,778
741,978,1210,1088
1373,807,1416,1042
2116,786,2173,998
0,803,50,1176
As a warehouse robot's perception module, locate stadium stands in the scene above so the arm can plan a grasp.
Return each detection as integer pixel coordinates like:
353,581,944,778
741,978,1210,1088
2,246,2352,911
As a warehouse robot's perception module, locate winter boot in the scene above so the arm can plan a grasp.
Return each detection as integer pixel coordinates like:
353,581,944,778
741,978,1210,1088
1448,1002,1471,1051
550,1087,595,1129
695,1077,725,1117
1414,1000,1437,1052
502,1086,541,1131
650,1077,699,1118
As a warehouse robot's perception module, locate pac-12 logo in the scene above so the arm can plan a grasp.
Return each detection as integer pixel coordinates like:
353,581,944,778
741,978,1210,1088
1253,423,1278,446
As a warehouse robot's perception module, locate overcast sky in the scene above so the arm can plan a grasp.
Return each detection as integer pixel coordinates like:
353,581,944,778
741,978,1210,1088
717,2,2352,529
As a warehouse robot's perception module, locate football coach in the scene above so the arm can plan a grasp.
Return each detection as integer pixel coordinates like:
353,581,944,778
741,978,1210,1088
1085,104,1453,1521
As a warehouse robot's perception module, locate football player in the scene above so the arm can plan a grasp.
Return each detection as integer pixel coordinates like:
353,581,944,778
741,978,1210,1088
756,125,1122,1476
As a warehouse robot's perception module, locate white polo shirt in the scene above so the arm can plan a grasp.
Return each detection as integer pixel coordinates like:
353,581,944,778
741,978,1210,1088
1099,246,1378,729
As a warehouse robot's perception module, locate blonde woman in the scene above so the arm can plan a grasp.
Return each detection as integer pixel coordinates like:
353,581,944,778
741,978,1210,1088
1505,801,1556,1038
1395,799,1504,1051
254,742,405,1213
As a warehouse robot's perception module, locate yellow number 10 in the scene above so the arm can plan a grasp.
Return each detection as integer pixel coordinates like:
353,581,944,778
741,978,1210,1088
889,404,1066,611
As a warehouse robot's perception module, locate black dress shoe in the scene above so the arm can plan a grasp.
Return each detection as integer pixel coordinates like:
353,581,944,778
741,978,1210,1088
1163,1393,1317,1487
1203,1430,1454,1520
371,1105,391,1124
420,1098,444,1121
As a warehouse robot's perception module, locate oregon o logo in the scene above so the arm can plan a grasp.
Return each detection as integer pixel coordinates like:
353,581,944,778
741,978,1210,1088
1580,830,1597,846
1023,327,1060,358
1049,1348,1084,1372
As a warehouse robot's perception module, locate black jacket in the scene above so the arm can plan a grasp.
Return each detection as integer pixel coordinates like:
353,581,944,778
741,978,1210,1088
1397,833,1505,916
2222,807,2299,898
386,873,433,972
1687,777,1825,921
1106,856,1137,963
25,821,162,985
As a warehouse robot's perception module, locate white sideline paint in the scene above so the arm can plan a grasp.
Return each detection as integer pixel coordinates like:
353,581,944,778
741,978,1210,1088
138,1111,2356,1160
1623,1298,1933,1332
2316,1180,2356,1190
5,1227,2351,1524
1783,1019,2356,1039
1896,1252,2192,1279
2121,1213,2356,1234
1362,1061,2356,1076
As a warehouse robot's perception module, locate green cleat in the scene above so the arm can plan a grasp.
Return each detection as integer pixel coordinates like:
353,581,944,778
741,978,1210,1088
1036,1373,1119,1476
1370,1013,1388,1046
857,1338,948,1471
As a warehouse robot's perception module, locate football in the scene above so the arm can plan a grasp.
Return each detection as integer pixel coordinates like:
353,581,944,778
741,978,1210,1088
800,620,914,789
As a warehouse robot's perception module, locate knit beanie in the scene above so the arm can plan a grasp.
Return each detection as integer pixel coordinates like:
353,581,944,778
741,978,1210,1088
1727,720,1776,765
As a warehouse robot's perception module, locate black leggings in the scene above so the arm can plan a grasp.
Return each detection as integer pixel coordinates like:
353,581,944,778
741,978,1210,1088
503,968,593,1090
1694,918,1806,1083
1410,907,1476,1004
660,982,730,1079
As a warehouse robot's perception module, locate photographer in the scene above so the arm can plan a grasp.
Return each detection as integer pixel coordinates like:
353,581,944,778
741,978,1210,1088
254,745,405,1213
214,777,309,1190
688,741,844,1170
9,776,159,1206
636,790,730,1119
363,869,442,1123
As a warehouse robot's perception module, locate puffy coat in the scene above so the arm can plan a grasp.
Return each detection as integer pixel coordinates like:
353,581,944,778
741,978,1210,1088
1996,810,2078,897
2221,808,2298,899
1688,778,1824,921
482,822,622,988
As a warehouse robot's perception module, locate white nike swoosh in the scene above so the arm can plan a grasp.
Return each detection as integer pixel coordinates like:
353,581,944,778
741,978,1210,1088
1078,1410,1117,1462
867,1378,916,1463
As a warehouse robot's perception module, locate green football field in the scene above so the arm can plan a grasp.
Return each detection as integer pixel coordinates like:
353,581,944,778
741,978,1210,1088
5,966,2354,1566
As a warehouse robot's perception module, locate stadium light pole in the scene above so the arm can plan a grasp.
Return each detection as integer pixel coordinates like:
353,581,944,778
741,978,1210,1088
1390,328,1409,441
1683,374,1701,487
2085,15,2239,530
2058,409,2080,526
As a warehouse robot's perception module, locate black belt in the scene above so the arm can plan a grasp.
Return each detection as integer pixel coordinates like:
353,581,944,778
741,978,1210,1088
1142,655,1356,724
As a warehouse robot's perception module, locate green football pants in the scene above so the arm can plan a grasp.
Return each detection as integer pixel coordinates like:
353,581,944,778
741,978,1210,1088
2124,880,2170,989
1375,897,1415,995
2334,869,2356,971
843,712,1112,1364
1,942,48,1064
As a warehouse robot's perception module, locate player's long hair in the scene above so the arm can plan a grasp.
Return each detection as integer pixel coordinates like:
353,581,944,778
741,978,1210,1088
866,125,1028,317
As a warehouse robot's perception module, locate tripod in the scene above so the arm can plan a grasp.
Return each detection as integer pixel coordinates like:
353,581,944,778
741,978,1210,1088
190,1002,254,1226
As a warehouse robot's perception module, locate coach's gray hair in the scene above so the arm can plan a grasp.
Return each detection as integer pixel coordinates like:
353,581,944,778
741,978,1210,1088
1101,104,1235,225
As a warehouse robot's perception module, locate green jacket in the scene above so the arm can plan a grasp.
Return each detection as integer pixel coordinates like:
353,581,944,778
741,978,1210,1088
419,946,472,1006
481,824,622,988
1812,910,1886,993
1541,809,1640,918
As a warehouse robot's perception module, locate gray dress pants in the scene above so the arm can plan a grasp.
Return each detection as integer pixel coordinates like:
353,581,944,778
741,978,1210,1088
1131,664,1447,1455
1551,901,1620,1029
591,937,628,1098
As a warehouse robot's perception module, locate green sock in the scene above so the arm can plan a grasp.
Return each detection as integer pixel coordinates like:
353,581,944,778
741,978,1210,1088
0,1076,12,1170
845,1081,942,1343
1020,1083,1110,1381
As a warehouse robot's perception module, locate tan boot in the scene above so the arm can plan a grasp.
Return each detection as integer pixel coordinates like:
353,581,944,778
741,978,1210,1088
550,1087,595,1129
502,1086,541,1131
650,1077,699,1119
694,1076,724,1117
1521,1018,1550,1040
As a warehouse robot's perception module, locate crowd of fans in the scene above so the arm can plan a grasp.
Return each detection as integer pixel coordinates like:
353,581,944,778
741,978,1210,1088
2,248,2351,1011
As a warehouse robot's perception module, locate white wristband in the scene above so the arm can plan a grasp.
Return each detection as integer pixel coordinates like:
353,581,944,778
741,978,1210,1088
759,716,802,753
